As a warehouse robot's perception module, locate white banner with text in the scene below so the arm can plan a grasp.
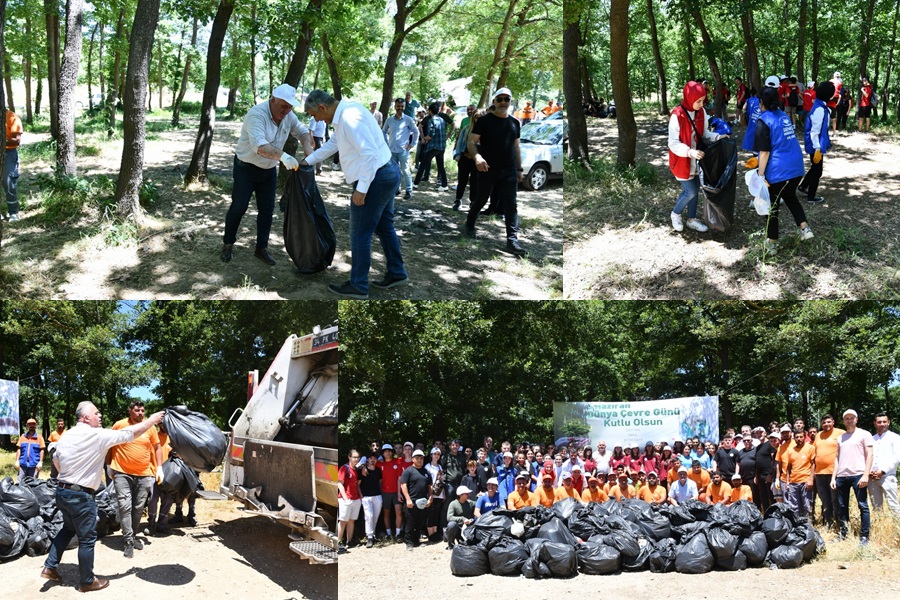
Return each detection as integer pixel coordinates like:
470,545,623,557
0,379,20,435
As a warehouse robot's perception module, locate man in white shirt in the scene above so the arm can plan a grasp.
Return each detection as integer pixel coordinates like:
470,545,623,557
221,83,313,265
301,89,408,299
870,412,900,518
308,116,326,175
594,440,611,475
41,401,164,592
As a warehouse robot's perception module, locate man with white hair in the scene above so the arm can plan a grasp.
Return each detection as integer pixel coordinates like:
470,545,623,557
41,402,164,592
831,409,874,545
221,83,314,265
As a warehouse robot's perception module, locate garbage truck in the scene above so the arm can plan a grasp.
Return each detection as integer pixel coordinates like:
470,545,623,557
218,325,339,563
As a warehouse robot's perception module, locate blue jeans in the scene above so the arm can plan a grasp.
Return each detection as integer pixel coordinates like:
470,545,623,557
3,148,19,215
836,474,870,538
349,161,406,293
224,155,277,249
391,150,412,192
673,175,700,219
45,487,99,587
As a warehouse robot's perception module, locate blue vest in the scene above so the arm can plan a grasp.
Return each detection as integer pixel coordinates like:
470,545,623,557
758,109,806,183
804,100,831,156
741,96,762,152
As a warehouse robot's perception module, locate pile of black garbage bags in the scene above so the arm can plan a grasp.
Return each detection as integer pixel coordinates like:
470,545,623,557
450,498,824,578
0,476,78,561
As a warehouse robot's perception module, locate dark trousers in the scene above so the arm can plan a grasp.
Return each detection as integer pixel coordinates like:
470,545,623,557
414,144,429,179
815,473,840,529
465,170,519,242
799,154,823,199
444,521,464,546
765,175,807,240
3,148,19,215
224,155,277,249
742,477,760,506
45,487,98,587
757,474,775,513
837,106,850,130
414,148,446,187
404,503,427,546
836,474,870,538
456,156,478,202
313,137,323,174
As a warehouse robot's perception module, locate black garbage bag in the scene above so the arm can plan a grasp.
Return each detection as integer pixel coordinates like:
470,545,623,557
717,549,748,571
764,502,805,527
567,507,605,540
0,511,16,546
727,500,762,532
176,460,202,502
638,512,672,541
661,502,696,526
576,542,621,575
487,537,530,576
24,516,52,557
281,166,336,274
672,520,706,541
450,544,490,577
19,477,55,507
522,539,551,579
739,531,768,566
603,530,640,558
649,538,678,573
761,516,791,548
158,456,186,494
0,518,26,559
95,482,120,538
472,512,513,544
766,544,804,569
675,530,715,574
539,541,578,578
786,525,818,562
162,406,227,473
551,497,579,522
706,526,739,561
683,499,713,521
0,478,40,521
621,537,654,571
698,137,737,232
536,517,579,545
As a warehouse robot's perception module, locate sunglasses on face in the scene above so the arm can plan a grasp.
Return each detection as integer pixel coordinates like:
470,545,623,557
495,97,511,103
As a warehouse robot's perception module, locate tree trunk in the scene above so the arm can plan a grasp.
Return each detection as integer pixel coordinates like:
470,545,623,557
646,0,667,115
4,58,14,111
283,0,323,89
172,16,197,127
157,38,163,109
811,0,819,82
740,12,761,93
57,0,85,177
107,8,125,136
882,0,899,120
172,24,184,108
477,0,518,108
797,0,807,86
268,52,273,96
250,1,257,104
227,37,237,118
98,22,104,100
184,0,235,185
497,0,534,90
115,0,161,221
610,0,636,167
860,0,877,82
691,6,725,117
44,0,61,139
580,55,592,101
24,14,33,124
321,32,341,99
0,0,6,246
87,23,97,111
685,16,695,82
563,11,589,164
35,63,42,115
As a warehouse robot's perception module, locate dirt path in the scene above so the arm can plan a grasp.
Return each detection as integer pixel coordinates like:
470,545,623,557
338,538,900,600
564,114,900,299
1,117,561,299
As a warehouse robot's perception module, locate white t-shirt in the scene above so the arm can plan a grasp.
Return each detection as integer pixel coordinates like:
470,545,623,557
55,422,134,490
425,462,444,499
872,430,900,476
835,428,875,478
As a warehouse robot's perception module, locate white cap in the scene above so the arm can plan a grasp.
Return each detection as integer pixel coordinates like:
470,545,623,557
430,447,441,455
834,71,842,78
487,477,499,486
678,466,688,474
492,87,513,101
456,485,473,495
404,441,414,448
764,76,780,88
381,443,393,451
412,449,425,457
562,471,573,480
503,451,513,458
731,473,743,480
780,425,793,433
272,83,300,107
572,464,582,472
808,81,816,88
843,409,858,418
767,431,779,438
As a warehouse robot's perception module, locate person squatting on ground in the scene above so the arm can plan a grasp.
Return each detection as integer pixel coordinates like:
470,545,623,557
15,417,44,481
221,83,314,265
3,109,23,221
444,485,475,549
301,89,408,300
831,409,874,545
797,81,833,205
463,88,527,256
667,81,726,234
106,400,162,559
42,401,164,592
754,86,814,256
382,98,418,201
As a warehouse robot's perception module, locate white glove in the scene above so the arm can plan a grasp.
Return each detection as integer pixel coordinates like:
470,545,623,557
280,152,299,170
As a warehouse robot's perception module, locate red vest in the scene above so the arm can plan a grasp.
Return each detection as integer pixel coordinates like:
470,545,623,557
668,106,705,180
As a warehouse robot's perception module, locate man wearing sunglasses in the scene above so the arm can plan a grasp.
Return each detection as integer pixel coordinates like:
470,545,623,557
463,87,527,256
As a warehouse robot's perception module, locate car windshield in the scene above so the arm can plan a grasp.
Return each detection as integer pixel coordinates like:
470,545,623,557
520,122,562,145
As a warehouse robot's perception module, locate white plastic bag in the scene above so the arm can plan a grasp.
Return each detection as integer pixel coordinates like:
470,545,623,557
745,170,771,215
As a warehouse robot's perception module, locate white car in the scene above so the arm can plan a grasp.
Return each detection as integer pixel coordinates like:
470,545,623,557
519,120,565,191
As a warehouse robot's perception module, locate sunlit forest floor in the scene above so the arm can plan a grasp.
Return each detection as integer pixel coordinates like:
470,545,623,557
564,111,900,299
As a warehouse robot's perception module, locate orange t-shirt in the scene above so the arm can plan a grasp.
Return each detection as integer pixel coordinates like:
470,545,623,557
49,430,63,443
609,483,636,502
776,441,791,481
5,110,23,150
507,489,536,509
667,467,679,484
813,428,844,475
554,485,585,504
108,417,160,476
688,468,711,492
638,484,667,504
786,443,816,483
533,486,556,507
522,105,535,119
729,485,753,504
158,431,172,464
706,481,732,504
582,487,609,503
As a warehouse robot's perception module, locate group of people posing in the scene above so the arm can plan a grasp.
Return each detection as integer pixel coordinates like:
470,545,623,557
337,410,899,553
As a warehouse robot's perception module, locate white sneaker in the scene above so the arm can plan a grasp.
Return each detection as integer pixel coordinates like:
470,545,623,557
800,226,814,240
686,218,708,232
670,212,684,232
439,186,449,192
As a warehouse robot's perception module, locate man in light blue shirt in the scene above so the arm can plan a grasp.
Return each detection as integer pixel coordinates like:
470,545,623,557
668,466,699,505
382,98,419,199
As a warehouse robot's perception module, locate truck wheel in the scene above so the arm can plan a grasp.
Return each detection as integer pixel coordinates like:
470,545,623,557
524,163,549,191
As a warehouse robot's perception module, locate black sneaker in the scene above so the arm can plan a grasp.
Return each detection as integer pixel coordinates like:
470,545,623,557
452,200,461,211
807,196,825,203
506,240,528,256
446,544,454,550
371,273,409,289
463,226,476,239
124,544,134,559
328,282,369,300
254,248,276,265
133,538,144,550
220,244,233,262
403,191,412,200
797,187,808,196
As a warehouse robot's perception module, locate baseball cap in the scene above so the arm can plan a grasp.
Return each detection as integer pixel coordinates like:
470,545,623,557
26,418,37,425
808,81,816,88
272,83,300,107
764,75,780,88
834,71,842,78
562,472,573,480
843,409,858,418
492,87,512,101
678,466,688,474
430,447,441,455
731,473,743,480
403,441,414,448
412,449,425,457
542,473,554,481
572,464,582,472
456,485,473,495
767,431,779,439
780,425,792,433
381,443,393,451
647,471,659,478
588,476,600,484
487,477,499,486
645,441,654,447
503,451,513,458
515,472,528,481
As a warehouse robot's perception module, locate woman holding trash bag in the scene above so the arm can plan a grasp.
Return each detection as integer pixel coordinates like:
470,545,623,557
668,81,725,233
798,81,834,204
755,86,815,256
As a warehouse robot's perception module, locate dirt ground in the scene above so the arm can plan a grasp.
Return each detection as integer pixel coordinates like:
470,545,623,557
0,474,337,599
337,537,900,600
1,116,562,299
564,114,900,299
